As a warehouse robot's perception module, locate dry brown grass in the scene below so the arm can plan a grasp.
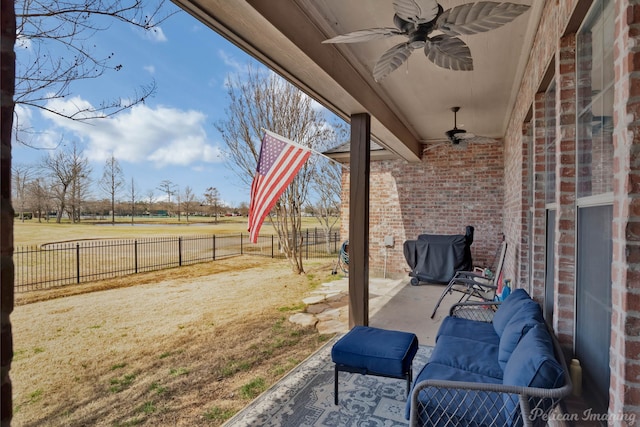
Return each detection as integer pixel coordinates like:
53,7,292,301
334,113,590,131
11,256,338,426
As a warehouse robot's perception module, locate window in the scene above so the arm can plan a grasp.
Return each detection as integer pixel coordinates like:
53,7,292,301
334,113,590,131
575,0,614,417
577,0,614,198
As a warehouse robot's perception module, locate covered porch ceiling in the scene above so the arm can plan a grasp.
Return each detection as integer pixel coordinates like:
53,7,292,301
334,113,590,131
172,0,543,162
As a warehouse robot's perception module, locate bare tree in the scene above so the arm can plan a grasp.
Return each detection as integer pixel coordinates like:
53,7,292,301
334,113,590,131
67,165,92,222
309,122,346,250
236,201,249,217
44,150,74,222
310,159,343,252
216,65,338,274
11,163,34,221
203,186,220,222
175,186,181,221
13,0,177,146
128,177,137,224
26,177,52,222
157,180,176,203
144,189,155,215
181,186,197,223
99,155,125,224
41,142,90,223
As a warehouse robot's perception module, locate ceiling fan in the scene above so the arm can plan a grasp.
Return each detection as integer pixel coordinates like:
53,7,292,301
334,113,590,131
446,106,475,144
425,106,496,150
322,0,530,81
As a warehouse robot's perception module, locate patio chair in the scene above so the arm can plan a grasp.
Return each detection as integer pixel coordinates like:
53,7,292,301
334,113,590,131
331,240,349,276
430,240,507,319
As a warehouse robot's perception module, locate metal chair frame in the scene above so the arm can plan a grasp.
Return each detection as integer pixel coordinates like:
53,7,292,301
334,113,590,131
430,241,507,319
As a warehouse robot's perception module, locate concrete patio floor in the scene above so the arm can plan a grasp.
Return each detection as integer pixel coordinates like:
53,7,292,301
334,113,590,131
369,277,462,347
292,275,464,346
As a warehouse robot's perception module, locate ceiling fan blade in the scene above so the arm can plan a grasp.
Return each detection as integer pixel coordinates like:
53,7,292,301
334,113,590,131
465,135,498,144
424,35,473,71
436,2,530,36
373,42,415,81
450,130,498,144
393,0,440,25
457,131,476,140
323,28,404,44
423,141,448,152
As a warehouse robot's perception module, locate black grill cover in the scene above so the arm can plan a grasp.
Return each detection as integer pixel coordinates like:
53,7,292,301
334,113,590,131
403,226,473,285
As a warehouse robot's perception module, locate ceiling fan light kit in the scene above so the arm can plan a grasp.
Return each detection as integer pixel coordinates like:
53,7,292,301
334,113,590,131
446,106,471,144
323,0,530,81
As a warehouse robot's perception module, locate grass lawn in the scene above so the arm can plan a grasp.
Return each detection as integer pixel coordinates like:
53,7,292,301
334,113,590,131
11,216,342,425
14,216,338,247
11,257,340,426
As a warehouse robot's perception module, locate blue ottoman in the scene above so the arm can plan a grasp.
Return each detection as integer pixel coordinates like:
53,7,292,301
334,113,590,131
331,326,419,405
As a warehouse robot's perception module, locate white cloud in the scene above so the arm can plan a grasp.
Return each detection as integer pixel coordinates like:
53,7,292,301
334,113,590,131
13,104,33,129
44,95,104,122
218,49,245,74
13,104,65,150
40,97,224,168
144,65,156,74
142,26,168,42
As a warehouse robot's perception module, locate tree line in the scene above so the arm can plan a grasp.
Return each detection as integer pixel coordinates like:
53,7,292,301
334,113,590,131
11,137,343,229
11,146,230,223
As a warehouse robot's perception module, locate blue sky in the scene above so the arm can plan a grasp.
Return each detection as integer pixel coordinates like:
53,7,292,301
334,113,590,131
12,3,335,207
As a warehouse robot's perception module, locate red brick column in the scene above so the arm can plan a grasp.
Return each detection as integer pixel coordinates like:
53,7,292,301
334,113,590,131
609,0,640,421
553,34,577,345
531,92,547,300
519,121,533,291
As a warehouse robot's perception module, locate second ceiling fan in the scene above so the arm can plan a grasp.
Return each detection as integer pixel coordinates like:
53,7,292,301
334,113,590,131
425,106,496,151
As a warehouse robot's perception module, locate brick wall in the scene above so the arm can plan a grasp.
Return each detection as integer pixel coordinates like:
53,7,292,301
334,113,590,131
500,0,640,422
554,33,578,345
610,0,640,420
341,140,504,278
530,92,547,302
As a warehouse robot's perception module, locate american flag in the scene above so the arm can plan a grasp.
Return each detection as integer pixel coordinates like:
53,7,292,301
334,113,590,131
248,130,312,243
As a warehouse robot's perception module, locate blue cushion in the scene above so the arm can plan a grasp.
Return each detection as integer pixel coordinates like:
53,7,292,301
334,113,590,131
331,326,419,378
503,323,564,388
497,301,544,370
436,316,500,346
430,335,503,379
492,288,534,336
407,362,505,424
502,324,565,426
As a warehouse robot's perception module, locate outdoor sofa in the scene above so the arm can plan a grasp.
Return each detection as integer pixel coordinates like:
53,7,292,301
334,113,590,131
407,289,572,426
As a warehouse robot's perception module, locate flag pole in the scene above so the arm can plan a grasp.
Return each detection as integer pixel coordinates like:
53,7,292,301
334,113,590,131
261,128,349,170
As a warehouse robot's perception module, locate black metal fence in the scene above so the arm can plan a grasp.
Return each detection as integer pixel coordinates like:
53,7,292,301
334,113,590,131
14,229,342,293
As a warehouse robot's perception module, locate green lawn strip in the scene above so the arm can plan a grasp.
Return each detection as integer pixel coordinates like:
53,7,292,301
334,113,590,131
148,382,167,395
137,401,157,415
203,406,236,422
109,373,137,393
240,377,266,399
169,367,189,377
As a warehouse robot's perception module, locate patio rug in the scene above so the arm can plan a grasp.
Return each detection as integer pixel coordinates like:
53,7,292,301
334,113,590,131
223,337,433,427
